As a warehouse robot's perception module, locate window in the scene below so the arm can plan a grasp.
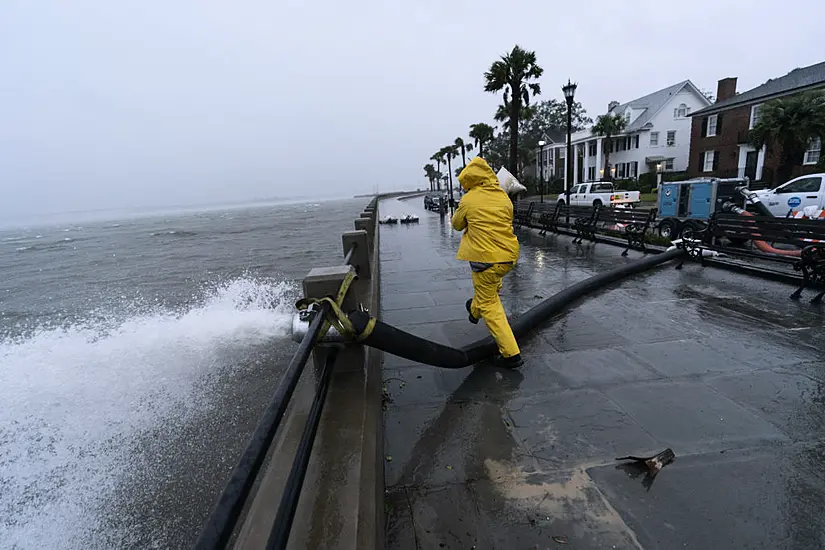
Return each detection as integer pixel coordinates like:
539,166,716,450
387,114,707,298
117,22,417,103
650,132,659,147
702,151,716,172
559,148,565,159
674,103,688,118
587,166,596,181
588,142,597,156
625,111,631,124
804,138,821,165
617,163,626,178
635,135,640,149
592,183,613,192
666,131,676,146
665,158,674,171
749,104,762,129
706,114,718,137
777,177,822,194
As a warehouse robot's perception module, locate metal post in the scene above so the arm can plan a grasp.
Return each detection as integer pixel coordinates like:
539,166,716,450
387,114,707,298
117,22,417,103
539,142,545,203
565,106,573,225
562,79,578,226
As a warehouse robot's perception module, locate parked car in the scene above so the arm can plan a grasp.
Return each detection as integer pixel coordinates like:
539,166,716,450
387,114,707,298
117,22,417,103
424,192,448,211
559,182,641,208
752,173,825,217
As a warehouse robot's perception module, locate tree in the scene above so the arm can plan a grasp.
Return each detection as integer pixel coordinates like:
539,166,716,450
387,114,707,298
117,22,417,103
455,137,470,169
444,144,460,203
423,163,436,191
469,122,495,157
749,91,825,184
431,151,446,187
521,99,592,138
484,132,510,173
591,113,628,180
484,45,543,177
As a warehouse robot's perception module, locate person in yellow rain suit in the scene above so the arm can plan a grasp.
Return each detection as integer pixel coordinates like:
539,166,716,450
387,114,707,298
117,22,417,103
452,157,522,368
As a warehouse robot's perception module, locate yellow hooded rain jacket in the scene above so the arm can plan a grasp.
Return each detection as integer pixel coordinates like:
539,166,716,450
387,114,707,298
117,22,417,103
451,157,520,263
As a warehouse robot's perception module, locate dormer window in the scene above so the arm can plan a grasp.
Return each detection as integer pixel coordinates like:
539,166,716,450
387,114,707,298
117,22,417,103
674,103,689,118
625,111,631,124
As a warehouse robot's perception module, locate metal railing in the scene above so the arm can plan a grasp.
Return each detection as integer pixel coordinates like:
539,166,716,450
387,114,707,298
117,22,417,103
194,238,361,550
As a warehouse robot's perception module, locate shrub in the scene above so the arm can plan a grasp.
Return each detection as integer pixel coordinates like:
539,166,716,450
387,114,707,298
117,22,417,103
662,171,691,182
638,171,657,190
548,178,565,194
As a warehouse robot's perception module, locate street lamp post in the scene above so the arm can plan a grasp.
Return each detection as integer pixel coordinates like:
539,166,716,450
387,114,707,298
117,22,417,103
538,140,546,203
562,80,578,226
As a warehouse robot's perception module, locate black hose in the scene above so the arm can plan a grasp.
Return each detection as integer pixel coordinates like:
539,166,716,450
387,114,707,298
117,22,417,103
194,306,327,550
265,347,338,550
349,247,686,368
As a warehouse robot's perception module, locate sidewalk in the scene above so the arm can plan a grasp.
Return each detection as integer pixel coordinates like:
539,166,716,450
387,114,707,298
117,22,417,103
378,197,825,549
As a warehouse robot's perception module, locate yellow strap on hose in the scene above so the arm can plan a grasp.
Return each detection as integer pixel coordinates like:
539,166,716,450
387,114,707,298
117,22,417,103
356,317,376,342
295,269,363,342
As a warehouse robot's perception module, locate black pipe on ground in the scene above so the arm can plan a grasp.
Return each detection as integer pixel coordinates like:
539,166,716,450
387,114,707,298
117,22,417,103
349,247,687,369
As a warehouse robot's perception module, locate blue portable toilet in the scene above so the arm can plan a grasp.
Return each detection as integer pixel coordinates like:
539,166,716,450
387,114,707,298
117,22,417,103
688,181,715,219
659,183,681,218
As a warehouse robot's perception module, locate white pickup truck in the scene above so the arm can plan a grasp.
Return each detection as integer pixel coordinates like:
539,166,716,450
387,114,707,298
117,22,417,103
752,173,825,217
559,182,641,207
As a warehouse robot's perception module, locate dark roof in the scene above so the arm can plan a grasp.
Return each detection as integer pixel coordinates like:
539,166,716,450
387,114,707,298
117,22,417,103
693,60,825,116
539,128,566,144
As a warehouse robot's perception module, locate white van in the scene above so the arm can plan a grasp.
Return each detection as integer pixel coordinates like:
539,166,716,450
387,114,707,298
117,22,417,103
753,173,825,217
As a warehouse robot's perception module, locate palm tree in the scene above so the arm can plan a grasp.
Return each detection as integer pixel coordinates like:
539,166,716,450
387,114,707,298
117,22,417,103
430,152,445,183
469,123,495,157
442,145,460,207
484,45,543,176
455,137,470,169
434,171,443,190
423,163,436,191
749,91,825,184
591,113,628,180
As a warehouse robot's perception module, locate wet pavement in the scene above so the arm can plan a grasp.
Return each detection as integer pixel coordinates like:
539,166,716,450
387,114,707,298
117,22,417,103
378,197,825,550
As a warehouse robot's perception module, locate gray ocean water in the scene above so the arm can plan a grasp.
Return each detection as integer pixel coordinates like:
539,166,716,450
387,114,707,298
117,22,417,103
0,198,366,549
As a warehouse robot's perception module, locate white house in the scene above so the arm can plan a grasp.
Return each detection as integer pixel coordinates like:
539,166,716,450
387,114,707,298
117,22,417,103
536,80,711,186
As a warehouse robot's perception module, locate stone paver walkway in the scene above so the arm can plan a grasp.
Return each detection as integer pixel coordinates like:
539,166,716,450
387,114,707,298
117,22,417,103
378,196,825,550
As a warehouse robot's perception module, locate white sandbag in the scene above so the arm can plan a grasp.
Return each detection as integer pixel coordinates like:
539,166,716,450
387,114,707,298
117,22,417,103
496,167,528,195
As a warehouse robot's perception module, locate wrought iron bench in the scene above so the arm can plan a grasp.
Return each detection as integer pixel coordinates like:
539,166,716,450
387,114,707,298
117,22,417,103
681,212,825,302
595,207,658,255
551,204,600,243
528,202,557,234
513,201,533,229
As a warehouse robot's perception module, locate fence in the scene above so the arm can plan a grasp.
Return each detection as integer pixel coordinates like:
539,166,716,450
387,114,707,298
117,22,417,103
194,198,380,550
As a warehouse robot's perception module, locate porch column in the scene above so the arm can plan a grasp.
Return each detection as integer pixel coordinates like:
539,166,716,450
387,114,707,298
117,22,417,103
596,138,603,180
757,145,766,180
563,153,568,188
573,143,580,185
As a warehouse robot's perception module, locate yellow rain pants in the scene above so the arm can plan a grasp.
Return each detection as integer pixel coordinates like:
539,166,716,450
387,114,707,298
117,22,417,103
468,263,520,358
451,157,521,358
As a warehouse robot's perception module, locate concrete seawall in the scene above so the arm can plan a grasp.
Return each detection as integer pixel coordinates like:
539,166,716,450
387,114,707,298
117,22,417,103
233,196,385,550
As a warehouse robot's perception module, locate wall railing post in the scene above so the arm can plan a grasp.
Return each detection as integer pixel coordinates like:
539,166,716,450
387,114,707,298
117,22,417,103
354,217,373,255
302,265,361,371
342,230,371,280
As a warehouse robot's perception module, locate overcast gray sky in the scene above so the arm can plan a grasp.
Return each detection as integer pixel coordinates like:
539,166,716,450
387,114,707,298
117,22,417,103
1,0,823,221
